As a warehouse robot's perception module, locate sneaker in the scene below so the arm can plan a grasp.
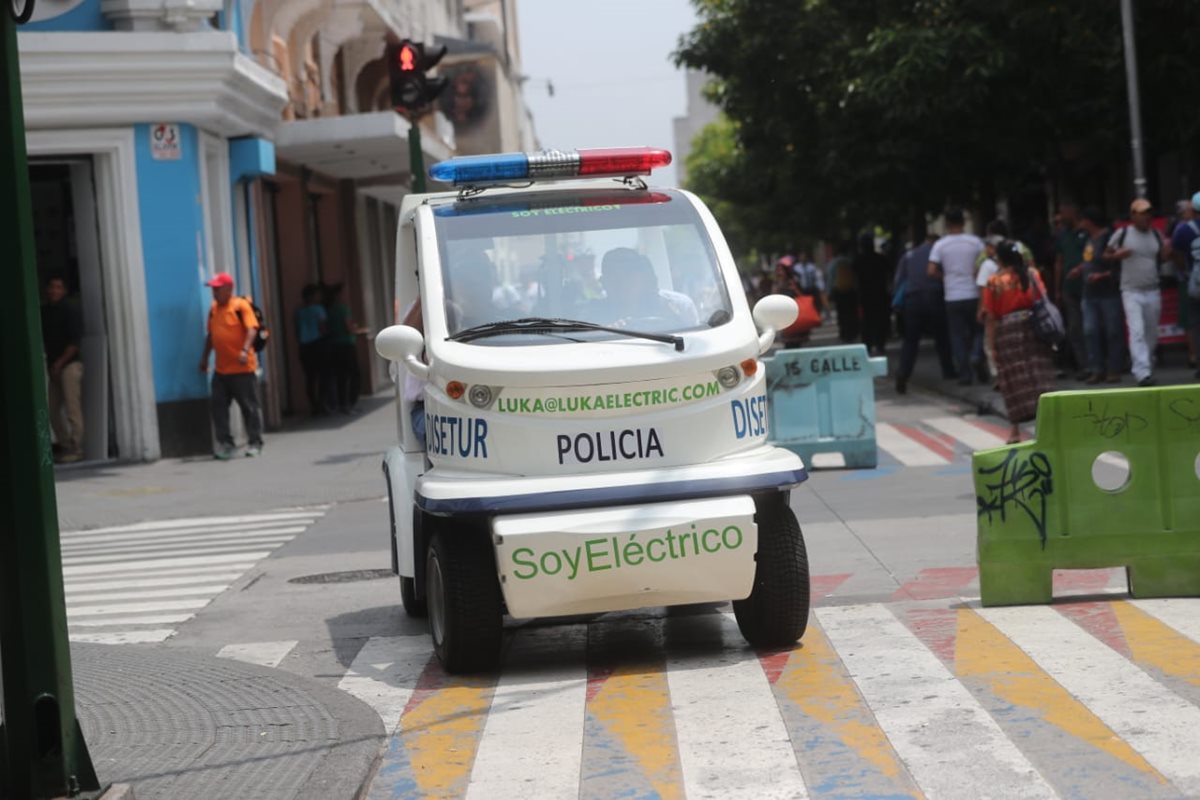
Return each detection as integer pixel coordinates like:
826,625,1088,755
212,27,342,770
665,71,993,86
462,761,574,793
1085,373,1103,385
1137,376,1157,387
214,446,236,460
58,452,83,464
245,445,262,457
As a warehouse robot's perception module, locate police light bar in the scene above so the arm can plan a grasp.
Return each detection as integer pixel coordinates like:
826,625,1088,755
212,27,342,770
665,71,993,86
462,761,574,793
429,147,672,187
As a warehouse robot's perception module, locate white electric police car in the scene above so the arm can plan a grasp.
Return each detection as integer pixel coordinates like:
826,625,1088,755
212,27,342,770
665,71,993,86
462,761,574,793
375,147,809,672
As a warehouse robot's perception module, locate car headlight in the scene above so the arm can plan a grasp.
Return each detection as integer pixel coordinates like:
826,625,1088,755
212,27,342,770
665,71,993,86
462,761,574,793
717,366,741,388
468,384,494,408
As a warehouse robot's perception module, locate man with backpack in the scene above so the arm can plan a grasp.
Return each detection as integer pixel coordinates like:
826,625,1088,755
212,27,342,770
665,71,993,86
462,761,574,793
1169,193,1200,377
199,271,265,458
1105,198,1172,386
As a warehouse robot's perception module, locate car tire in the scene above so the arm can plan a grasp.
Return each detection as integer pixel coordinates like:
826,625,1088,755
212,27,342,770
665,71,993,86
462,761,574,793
426,528,503,673
400,575,427,618
733,495,810,648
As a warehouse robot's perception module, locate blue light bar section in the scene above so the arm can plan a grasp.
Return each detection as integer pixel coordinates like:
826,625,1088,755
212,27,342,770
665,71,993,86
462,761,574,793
429,153,529,185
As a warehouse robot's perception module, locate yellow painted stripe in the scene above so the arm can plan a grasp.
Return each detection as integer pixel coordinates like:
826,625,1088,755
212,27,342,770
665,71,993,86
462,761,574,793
399,676,494,797
777,623,917,788
588,664,682,800
955,607,1165,782
1113,601,1200,687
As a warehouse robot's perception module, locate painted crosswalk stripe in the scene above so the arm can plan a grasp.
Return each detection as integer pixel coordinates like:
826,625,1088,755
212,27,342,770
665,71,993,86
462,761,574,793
980,603,1200,794
67,510,323,536
68,612,195,627
67,585,233,604
62,539,294,566
217,641,298,669
467,626,588,800
67,598,210,617
61,529,303,555
68,629,176,645
926,416,1007,451
1131,598,1200,644
65,570,246,592
63,551,273,577
666,614,808,799
817,604,1057,799
876,422,951,466
808,452,847,468
60,520,314,546
336,635,433,733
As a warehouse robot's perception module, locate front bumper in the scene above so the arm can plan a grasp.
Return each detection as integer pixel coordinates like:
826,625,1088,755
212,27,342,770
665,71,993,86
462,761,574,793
414,444,806,516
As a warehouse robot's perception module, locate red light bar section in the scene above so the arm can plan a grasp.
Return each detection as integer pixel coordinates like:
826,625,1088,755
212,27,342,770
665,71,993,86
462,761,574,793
576,147,672,176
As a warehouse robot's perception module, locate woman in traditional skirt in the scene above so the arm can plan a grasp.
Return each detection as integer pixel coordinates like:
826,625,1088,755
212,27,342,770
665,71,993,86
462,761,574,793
983,241,1056,443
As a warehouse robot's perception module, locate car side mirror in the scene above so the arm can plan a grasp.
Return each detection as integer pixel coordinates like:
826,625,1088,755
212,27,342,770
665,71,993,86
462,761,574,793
374,324,429,381
752,294,798,353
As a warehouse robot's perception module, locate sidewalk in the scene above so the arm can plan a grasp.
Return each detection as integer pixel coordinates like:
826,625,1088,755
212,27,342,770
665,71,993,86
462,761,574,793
53,394,400,530
74,642,384,800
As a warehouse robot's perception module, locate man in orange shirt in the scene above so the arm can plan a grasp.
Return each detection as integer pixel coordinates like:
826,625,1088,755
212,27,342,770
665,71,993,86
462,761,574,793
199,272,264,458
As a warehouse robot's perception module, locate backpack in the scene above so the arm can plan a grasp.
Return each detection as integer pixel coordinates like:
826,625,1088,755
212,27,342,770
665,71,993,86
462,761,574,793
237,297,270,352
1113,225,1162,253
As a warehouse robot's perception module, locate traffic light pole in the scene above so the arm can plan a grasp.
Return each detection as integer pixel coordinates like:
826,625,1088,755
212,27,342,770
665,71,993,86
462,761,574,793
1,4,102,798
408,120,426,194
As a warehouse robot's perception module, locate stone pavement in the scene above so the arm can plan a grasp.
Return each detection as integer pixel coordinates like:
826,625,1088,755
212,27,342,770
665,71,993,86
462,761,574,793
53,394,399,530
74,643,384,800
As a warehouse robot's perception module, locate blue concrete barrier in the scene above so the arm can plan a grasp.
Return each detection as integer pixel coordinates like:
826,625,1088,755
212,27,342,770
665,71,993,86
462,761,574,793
764,344,888,469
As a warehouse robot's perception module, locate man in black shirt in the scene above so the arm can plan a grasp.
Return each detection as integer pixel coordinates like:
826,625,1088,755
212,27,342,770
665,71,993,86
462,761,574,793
41,274,85,462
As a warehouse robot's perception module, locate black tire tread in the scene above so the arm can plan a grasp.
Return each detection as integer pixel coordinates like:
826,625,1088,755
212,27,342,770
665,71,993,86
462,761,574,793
428,529,503,673
732,495,810,648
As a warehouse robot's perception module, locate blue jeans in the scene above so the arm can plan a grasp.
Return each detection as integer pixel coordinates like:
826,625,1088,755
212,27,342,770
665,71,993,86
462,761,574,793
1082,294,1125,376
946,299,984,379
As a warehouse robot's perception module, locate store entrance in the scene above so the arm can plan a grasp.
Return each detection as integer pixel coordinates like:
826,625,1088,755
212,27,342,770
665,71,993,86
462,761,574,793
29,159,114,462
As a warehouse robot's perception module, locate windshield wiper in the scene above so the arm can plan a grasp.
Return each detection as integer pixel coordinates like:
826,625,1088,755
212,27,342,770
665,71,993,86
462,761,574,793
447,317,684,351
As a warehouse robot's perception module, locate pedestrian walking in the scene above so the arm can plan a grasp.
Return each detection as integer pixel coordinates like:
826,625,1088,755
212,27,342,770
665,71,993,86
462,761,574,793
1078,207,1125,383
1104,198,1170,386
827,242,859,341
928,207,987,385
853,234,892,356
1169,193,1200,376
791,250,830,314
324,283,363,414
1053,203,1090,378
983,242,1055,444
199,272,263,458
41,274,85,463
893,233,955,394
295,284,330,415
975,221,1035,387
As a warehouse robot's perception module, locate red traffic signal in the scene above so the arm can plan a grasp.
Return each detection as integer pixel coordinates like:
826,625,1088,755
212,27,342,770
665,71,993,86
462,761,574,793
386,39,449,113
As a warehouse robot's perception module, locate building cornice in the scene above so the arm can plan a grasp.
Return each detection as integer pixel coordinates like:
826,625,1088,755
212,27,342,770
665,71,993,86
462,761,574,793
18,32,287,137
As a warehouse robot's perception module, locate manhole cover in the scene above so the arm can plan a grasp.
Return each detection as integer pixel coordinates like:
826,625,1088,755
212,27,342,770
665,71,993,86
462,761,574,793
289,569,394,584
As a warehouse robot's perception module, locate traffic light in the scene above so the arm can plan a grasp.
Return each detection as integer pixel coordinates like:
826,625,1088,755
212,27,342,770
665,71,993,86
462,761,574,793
387,40,449,114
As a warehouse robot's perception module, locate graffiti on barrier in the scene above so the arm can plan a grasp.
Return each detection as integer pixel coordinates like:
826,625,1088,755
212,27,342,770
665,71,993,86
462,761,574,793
976,449,1054,548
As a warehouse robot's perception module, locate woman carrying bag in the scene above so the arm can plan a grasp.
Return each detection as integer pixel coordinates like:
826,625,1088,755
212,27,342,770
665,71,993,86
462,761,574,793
983,242,1057,444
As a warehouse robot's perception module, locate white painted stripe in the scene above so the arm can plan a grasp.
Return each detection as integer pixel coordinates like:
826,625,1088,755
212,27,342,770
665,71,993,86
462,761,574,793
217,640,298,669
336,636,432,734
67,598,211,617
466,627,587,800
68,612,194,627
1129,598,1200,642
67,584,232,604
809,451,846,468
817,604,1056,800
981,604,1200,794
61,523,310,548
666,615,808,800
65,510,323,536
926,416,1007,452
63,552,270,577
64,570,246,592
876,422,951,466
61,533,298,563
68,629,175,644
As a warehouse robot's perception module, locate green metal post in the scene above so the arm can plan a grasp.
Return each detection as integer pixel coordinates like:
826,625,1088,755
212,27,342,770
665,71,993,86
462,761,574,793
0,5,101,798
409,120,426,194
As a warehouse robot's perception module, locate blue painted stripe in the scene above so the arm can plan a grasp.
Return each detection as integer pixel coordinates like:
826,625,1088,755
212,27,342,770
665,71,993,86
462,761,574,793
416,468,808,515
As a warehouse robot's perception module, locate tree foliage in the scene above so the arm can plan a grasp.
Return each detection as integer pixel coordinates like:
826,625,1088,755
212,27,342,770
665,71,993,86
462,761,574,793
675,0,1200,249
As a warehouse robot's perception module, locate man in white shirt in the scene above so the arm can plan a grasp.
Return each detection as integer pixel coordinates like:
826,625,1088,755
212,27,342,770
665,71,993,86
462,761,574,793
928,207,985,385
1104,198,1170,386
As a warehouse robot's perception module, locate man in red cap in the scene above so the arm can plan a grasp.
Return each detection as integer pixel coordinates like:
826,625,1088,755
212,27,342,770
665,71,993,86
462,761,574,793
199,272,264,458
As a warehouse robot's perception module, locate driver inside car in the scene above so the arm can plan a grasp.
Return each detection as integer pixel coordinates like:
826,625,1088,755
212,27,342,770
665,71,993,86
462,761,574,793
446,251,499,331
596,247,693,328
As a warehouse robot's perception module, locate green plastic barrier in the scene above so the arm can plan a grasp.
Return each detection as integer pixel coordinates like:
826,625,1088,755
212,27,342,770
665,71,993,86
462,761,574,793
974,385,1200,606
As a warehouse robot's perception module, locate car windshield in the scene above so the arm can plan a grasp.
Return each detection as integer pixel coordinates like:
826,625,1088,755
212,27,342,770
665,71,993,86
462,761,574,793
431,189,732,344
